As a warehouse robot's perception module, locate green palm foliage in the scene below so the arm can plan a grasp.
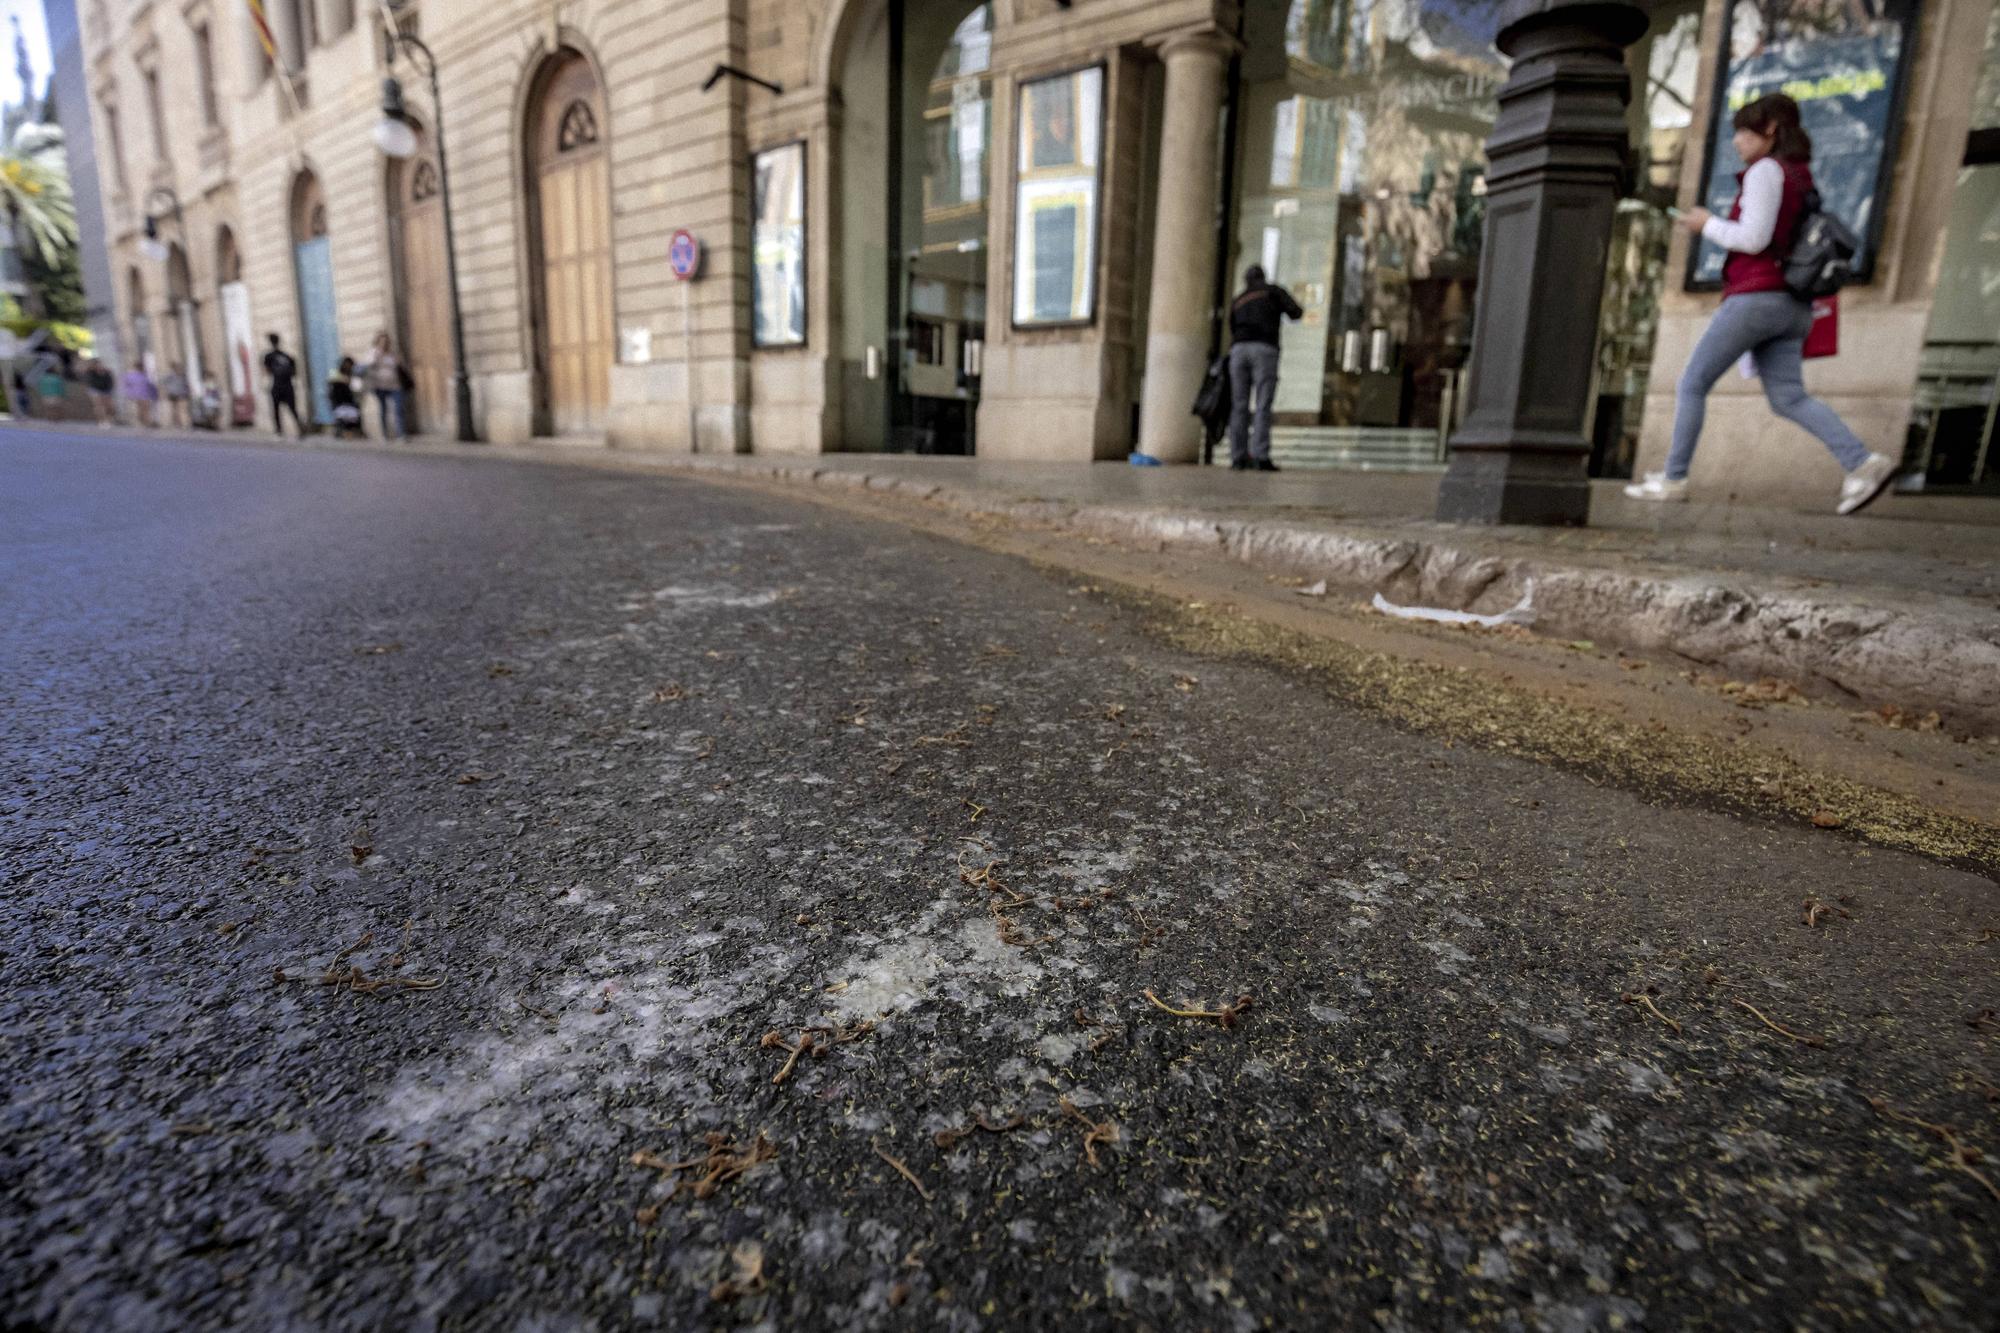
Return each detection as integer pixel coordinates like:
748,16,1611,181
0,122,78,269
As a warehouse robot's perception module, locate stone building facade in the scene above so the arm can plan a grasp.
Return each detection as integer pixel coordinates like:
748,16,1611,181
76,0,2000,507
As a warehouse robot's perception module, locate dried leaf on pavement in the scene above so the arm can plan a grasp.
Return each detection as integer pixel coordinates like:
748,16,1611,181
710,1240,768,1302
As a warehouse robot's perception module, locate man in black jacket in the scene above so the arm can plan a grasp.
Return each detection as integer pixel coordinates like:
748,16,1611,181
1226,265,1303,471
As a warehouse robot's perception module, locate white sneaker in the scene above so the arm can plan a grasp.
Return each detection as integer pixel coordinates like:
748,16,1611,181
1836,452,1897,516
1623,472,1689,503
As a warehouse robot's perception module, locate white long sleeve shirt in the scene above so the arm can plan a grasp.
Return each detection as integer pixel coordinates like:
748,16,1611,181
1701,157,1785,254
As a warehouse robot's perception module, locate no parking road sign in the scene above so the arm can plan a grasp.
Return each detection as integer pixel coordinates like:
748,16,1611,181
669,230,703,281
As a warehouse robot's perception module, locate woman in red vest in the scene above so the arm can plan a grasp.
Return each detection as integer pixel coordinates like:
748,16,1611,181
1626,94,1896,515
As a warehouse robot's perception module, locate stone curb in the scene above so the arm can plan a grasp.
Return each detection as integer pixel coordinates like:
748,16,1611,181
640,454,2000,734
19,423,1998,732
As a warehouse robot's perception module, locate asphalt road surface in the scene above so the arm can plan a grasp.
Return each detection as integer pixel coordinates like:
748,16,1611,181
3,429,1995,1332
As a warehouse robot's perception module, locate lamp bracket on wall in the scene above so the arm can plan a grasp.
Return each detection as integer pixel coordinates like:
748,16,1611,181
702,64,783,97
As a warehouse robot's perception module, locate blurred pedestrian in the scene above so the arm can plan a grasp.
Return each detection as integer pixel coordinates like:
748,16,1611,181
85,360,116,425
1225,265,1302,473
1629,93,1895,515
37,360,67,415
365,332,409,439
121,363,157,427
160,363,191,429
263,333,304,437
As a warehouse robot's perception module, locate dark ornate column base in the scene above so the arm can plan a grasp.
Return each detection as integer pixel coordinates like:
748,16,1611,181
1435,0,1647,527
1436,443,1594,526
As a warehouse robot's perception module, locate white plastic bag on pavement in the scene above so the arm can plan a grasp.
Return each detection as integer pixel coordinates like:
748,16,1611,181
1371,579,1536,629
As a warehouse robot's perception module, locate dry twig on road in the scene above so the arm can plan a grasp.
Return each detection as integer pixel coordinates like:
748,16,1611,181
871,1137,933,1202
631,1130,777,1202
1732,997,1825,1048
1059,1097,1119,1167
1141,989,1255,1029
1867,1097,2000,1205
1621,991,1681,1035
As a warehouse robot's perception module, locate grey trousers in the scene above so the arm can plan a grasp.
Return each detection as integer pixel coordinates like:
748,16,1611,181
1668,290,1869,480
1227,341,1281,464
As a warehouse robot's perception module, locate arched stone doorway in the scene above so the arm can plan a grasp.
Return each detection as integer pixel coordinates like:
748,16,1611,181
388,131,452,434
290,170,340,426
524,49,612,436
165,242,206,396
834,0,992,454
216,226,257,425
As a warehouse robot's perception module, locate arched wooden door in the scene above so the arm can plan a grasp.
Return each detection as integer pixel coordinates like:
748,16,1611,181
528,52,612,435
392,145,452,433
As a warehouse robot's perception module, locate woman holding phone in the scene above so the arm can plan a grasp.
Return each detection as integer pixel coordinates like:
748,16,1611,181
1626,94,1896,515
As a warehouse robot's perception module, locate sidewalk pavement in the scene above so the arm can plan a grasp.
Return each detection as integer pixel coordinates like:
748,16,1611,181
16,421,1999,732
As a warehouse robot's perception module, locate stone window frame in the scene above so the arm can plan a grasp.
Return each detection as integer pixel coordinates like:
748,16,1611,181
183,0,221,130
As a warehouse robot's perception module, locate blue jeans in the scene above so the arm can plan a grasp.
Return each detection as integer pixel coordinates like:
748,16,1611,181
1668,290,1867,480
1227,341,1281,464
374,388,407,439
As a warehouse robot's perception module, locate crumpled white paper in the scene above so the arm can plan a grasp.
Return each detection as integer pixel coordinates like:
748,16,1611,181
1371,578,1537,628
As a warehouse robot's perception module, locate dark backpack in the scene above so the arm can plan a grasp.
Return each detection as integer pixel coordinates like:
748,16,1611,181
1784,189,1858,300
1191,355,1230,434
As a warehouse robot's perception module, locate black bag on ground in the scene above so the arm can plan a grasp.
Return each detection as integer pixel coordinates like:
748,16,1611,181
1192,355,1230,435
1784,189,1859,300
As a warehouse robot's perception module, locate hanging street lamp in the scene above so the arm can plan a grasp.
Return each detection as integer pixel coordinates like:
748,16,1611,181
370,30,479,443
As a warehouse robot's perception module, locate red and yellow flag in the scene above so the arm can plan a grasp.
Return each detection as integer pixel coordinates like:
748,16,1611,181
244,0,277,65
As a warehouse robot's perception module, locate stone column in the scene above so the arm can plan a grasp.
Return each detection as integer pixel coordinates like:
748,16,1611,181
1135,30,1231,464
1435,0,1647,525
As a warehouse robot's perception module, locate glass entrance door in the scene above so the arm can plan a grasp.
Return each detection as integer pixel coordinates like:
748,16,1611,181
891,4,990,454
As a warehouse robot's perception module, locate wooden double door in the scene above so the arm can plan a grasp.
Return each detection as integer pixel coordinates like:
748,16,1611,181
530,53,613,436
393,151,453,432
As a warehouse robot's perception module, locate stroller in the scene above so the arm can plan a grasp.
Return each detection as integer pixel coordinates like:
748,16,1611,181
328,358,365,438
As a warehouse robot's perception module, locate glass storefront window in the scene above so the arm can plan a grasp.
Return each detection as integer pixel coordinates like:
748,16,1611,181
1588,0,1705,479
1903,8,2000,493
1689,0,1919,287
1219,0,1711,474
1224,0,1506,457
1013,65,1104,326
751,142,807,348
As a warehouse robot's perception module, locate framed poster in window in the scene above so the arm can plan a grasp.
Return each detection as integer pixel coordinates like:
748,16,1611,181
752,141,808,347
1012,65,1104,327
1687,0,1919,290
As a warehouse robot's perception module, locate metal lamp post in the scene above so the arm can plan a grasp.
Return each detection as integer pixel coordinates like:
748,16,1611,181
1434,0,1647,526
372,32,479,443
138,186,182,263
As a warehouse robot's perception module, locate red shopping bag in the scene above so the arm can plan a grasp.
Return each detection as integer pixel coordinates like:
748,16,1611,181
1803,294,1839,359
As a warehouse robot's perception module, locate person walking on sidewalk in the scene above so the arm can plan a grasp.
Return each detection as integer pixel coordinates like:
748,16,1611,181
1627,94,1896,515
85,360,116,425
364,332,409,440
263,334,304,437
120,363,157,428
1226,265,1303,473
159,363,191,430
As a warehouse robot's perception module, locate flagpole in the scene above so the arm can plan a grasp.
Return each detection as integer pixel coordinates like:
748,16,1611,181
244,0,302,117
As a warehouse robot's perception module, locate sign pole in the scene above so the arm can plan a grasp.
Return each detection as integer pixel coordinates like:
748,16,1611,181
668,228,703,452
683,279,696,452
